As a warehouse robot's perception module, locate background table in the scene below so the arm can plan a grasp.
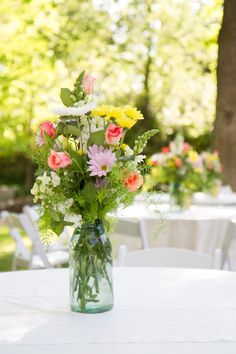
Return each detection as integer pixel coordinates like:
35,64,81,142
1,268,236,353
115,203,236,256
136,189,236,206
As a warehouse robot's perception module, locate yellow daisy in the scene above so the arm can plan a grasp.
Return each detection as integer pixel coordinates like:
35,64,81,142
122,106,144,121
115,114,137,129
91,105,113,117
188,150,200,163
106,107,124,121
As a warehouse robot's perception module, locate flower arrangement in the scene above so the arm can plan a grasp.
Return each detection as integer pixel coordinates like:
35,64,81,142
200,151,222,196
145,136,204,209
31,71,157,235
30,71,158,313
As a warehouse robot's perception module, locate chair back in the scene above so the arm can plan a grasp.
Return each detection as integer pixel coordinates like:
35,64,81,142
118,245,222,269
115,218,149,249
1,211,31,263
22,206,52,268
222,219,236,269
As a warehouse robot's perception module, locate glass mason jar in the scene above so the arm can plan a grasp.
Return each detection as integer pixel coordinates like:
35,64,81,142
169,182,192,211
69,220,113,313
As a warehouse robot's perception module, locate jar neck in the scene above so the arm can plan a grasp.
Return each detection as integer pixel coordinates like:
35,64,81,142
76,219,105,237
80,219,103,229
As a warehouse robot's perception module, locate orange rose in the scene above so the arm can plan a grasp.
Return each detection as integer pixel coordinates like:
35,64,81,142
124,171,143,192
175,158,183,168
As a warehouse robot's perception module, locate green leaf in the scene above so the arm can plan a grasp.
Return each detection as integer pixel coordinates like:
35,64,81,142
60,88,74,107
56,121,65,135
133,129,159,155
63,124,81,137
51,220,65,236
87,130,105,146
44,133,55,149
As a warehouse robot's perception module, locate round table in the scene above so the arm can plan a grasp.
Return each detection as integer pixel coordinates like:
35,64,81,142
115,203,236,256
1,268,236,353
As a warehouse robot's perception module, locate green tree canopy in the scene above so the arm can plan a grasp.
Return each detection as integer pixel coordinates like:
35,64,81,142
0,0,223,159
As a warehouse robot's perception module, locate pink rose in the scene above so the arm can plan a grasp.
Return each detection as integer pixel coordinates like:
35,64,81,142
82,74,96,95
36,121,56,146
47,150,72,171
40,121,56,139
183,143,190,152
124,171,143,192
105,123,123,145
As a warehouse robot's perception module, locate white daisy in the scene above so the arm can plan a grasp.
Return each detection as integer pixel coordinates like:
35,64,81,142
51,102,96,117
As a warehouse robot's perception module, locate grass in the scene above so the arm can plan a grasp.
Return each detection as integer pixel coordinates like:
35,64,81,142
0,225,14,272
0,225,31,272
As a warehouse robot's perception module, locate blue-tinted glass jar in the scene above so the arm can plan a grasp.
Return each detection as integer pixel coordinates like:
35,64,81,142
69,220,113,313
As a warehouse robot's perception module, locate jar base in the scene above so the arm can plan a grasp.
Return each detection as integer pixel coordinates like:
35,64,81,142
70,304,113,314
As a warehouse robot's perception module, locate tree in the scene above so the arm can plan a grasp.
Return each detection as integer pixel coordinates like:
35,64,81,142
0,0,223,191
213,0,236,190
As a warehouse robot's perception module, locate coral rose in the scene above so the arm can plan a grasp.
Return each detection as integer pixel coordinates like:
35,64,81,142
151,160,158,167
124,171,143,192
105,123,123,145
162,146,170,154
48,150,72,171
82,74,96,95
175,158,183,168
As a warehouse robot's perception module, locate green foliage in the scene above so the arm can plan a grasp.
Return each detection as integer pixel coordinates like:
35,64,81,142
87,130,105,147
72,71,85,101
133,129,159,155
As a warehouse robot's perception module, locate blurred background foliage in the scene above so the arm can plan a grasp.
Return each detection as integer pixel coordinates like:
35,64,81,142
0,0,223,193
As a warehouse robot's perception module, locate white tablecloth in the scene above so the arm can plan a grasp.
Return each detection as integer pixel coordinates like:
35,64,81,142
136,190,236,206
0,268,236,354
115,203,236,256
193,192,236,206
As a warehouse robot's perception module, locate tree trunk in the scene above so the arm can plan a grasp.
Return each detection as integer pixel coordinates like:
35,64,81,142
213,0,236,190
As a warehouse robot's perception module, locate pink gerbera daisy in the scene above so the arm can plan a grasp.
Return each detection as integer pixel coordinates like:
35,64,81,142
87,144,116,177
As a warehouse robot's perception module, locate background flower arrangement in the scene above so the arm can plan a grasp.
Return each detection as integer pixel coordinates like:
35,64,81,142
31,71,158,235
200,151,222,196
144,136,223,209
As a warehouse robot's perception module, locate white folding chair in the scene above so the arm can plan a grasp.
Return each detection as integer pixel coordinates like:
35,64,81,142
115,218,149,249
117,245,222,269
1,210,69,270
1,211,31,270
221,219,236,270
23,205,72,251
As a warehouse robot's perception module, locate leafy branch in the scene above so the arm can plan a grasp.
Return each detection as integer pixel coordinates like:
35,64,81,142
133,129,158,155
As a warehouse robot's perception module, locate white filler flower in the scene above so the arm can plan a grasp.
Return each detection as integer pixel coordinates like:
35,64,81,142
51,102,96,116
51,171,61,187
